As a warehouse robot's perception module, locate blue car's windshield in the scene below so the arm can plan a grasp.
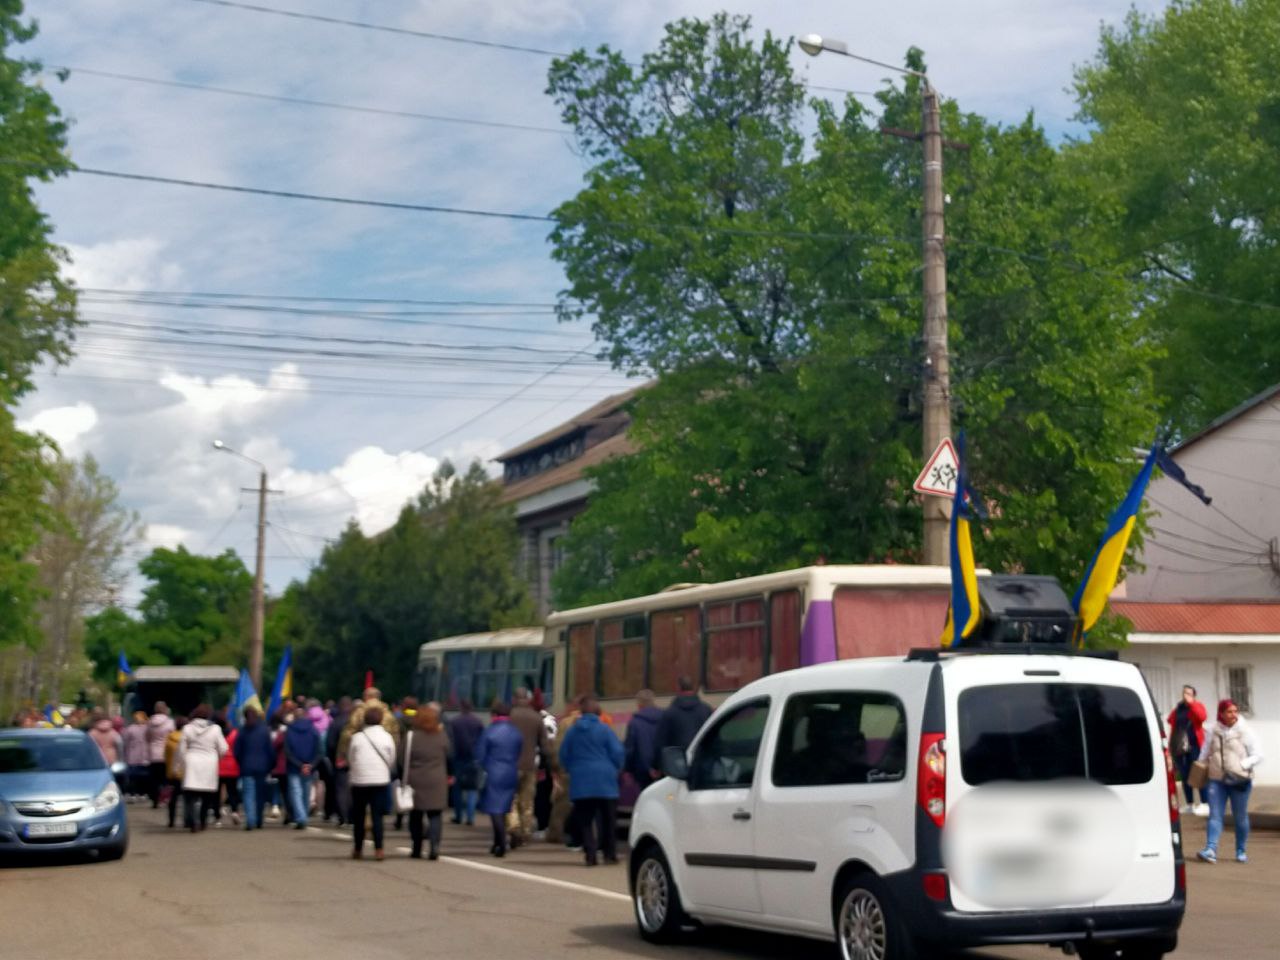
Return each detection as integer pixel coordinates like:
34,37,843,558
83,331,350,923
0,737,104,773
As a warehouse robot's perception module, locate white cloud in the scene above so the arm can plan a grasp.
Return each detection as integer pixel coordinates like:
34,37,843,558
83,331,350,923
63,237,183,291
142,523,192,550
280,446,442,536
18,401,99,454
159,363,308,417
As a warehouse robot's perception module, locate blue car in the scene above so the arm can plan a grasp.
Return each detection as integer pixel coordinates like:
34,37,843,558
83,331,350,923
0,728,128,860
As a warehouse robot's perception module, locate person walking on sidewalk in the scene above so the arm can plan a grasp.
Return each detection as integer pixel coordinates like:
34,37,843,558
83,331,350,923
558,695,624,866
348,706,396,861
508,688,550,849
1168,684,1209,816
399,705,451,860
1197,699,1264,864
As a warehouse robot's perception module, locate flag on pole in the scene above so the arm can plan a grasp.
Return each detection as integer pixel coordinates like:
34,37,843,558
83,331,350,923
939,432,985,648
43,704,65,726
1072,443,1160,637
228,669,258,727
364,670,374,692
116,651,133,688
266,646,293,720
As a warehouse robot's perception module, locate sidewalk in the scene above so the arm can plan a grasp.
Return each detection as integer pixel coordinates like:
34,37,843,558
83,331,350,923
1189,783,1280,830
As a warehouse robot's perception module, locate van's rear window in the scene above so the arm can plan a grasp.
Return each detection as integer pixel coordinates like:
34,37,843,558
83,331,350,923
958,683,1154,786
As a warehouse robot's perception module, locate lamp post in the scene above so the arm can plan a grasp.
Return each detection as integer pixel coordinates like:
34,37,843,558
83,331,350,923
212,440,268,691
799,34,952,566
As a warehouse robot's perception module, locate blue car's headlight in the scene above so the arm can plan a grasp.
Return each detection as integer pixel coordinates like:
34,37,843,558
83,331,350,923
91,781,122,813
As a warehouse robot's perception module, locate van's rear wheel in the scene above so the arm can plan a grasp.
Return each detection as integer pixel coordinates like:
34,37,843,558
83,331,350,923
632,846,687,943
835,874,913,960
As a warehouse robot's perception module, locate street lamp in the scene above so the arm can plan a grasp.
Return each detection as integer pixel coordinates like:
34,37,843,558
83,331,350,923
799,32,952,566
212,439,268,692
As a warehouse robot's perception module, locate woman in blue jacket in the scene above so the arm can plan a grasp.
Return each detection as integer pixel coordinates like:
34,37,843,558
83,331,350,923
558,696,624,866
475,700,525,857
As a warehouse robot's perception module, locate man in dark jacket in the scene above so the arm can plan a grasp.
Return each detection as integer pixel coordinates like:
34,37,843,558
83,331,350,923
624,689,664,790
653,676,713,776
508,688,551,847
324,696,352,825
233,707,276,829
447,699,484,825
284,711,322,830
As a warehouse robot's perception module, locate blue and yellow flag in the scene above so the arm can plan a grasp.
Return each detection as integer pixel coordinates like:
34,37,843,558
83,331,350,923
117,651,133,688
940,432,983,648
1072,443,1159,637
42,704,65,727
266,645,293,720
228,669,258,728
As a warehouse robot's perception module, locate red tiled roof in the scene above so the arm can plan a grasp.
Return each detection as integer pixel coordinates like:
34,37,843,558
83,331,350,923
1111,600,1280,635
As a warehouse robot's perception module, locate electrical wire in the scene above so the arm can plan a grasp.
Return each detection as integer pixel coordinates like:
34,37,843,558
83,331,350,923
1147,526,1265,558
47,65,570,136
79,287,561,308
1146,492,1265,550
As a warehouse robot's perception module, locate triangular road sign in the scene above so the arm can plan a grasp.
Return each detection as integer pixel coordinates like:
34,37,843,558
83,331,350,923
913,437,960,498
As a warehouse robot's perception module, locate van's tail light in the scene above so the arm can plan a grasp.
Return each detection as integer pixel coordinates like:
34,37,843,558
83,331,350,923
917,733,946,828
1162,741,1179,825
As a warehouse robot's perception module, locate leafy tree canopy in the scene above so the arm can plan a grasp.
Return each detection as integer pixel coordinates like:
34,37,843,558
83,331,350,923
550,14,1158,608
1071,0,1280,433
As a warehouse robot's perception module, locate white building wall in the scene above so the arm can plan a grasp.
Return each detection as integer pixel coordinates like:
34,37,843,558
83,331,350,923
1125,403,1280,601
1122,636,1280,786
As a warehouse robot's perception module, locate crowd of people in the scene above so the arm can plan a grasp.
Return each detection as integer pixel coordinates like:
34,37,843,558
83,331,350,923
11,675,716,866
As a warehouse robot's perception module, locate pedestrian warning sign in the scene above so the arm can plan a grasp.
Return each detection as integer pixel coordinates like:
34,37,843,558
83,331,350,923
913,438,960,498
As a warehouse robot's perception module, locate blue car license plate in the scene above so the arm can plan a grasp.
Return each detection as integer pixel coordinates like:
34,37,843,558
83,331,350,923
25,821,77,838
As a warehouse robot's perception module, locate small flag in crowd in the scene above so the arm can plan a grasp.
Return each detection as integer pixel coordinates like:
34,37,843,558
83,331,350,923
266,646,293,720
940,431,986,648
117,651,132,688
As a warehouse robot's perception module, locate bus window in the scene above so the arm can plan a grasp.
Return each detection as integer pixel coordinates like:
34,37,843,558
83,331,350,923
509,649,540,699
441,651,474,710
649,606,701,695
770,589,802,673
473,650,510,708
538,652,555,703
706,596,766,692
417,659,441,704
833,587,950,659
567,623,596,701
600,615,646,699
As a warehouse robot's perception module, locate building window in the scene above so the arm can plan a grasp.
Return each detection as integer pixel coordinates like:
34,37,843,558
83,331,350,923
1226,665,1253,715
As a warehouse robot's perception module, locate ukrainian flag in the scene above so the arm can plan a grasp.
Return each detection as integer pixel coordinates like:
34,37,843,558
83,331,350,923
1072,443,1159,637
266,645,293,720
117,651,132,688
43,704,65,726
228,669,258,727
940,432,982,648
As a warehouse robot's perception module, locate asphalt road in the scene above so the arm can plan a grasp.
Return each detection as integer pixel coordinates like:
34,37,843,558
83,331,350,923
0,807,1274,959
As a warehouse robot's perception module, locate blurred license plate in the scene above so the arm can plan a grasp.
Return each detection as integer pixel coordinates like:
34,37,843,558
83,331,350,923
25,822,77,838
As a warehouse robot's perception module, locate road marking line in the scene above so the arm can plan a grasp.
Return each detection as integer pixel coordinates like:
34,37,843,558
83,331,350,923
431,852,631,904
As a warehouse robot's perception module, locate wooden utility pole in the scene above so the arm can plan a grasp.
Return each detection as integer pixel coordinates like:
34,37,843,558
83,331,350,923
920,82,951,566
250,469,267,692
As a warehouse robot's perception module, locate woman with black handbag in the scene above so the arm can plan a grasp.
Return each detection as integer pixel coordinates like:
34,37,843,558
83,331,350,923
1196,698,1264,864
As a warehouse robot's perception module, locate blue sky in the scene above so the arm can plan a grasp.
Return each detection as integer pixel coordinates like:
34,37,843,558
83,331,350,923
15,0,1166,601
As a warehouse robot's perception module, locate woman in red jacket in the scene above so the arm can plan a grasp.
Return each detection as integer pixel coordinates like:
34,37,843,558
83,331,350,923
1168,684,1209,815
218,722,242,826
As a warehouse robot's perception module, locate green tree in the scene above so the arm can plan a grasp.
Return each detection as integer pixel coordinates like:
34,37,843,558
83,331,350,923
82,547,254,684
1071,0,1280,433
284,461,533,700
2,456,139,712
0,2,80,649
549,16,1158,607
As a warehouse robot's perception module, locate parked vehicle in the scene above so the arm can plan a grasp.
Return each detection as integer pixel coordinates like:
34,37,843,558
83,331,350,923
627,576,1185,960
0,727,129,861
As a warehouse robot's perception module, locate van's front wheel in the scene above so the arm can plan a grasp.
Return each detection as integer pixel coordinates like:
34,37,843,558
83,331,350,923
632,845,687,943
834,874,914,960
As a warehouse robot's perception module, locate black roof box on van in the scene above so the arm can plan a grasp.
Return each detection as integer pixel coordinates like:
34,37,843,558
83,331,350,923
907,574,1119,660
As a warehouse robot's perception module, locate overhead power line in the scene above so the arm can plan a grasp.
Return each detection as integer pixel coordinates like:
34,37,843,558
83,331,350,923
79,287,561,309
48,65,569,136
186,0,875,97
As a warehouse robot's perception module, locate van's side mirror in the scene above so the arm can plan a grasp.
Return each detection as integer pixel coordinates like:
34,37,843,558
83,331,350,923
661,746,688,781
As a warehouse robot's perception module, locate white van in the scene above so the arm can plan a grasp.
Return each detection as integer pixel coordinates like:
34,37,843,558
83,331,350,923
628,577,1185,960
